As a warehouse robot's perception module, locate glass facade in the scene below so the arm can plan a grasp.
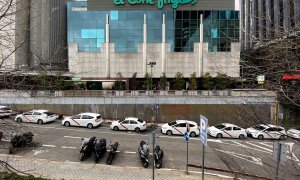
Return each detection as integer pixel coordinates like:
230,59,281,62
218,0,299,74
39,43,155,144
67,2,239,53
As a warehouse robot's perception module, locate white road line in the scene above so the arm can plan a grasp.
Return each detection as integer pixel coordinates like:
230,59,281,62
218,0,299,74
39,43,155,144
231,141,247,147
124,151,136,154
64,136,82,139
61,146,76,149
2,139,9,142
257,142,273,148
42,144,56,148
245,142,272,153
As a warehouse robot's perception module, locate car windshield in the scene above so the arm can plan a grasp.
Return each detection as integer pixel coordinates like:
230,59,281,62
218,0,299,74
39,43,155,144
214,124,226,129
168,121,177,126
253,125,266,130
137,119,143,123
96,115,102,119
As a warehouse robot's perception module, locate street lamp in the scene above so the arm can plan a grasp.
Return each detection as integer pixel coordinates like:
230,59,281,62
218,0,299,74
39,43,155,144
147,62,156,90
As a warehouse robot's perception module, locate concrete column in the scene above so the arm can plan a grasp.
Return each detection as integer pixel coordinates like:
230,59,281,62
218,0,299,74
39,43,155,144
266,0,272,38
199,14,203,77
274,0,280,37
245,0,250,49
30,0,42,66
240,0,245,50
162,14,166,74
283,0,291,32
251,0,257,45
15,0,30,67
295,0,300,29
41,0,50,65
258,0,264,41
105,14,110,78
143,14,147,76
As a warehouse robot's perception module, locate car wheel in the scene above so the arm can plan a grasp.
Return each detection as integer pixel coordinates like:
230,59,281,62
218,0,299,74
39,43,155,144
258,135,264,140
113,126,119,131
37,119,43,125
190,132,196,137
166,130,172,136
87,123,93,129
279,135,286,140
217,133,222,138
135,127,140,132
64,121,70,127
239,134,245,139
16,117,22,123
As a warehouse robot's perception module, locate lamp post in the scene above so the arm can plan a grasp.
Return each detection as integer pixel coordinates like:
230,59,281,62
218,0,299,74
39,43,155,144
147,62,156,90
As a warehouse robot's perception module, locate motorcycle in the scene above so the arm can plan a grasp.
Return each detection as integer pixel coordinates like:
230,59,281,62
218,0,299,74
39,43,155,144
154,145,164,168
9,132,34,154
94,138,106,163
80,136,96,161
106,141,119,165
138,140,149,168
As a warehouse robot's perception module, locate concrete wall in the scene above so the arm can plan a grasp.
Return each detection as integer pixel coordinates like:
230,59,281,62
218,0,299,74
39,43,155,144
68,42,240,78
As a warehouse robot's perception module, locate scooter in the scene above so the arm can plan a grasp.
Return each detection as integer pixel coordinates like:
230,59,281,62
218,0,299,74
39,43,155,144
106,141,119,165
138,141,149,168
154,145,164,168
94,138,106,163
9,132,34,154
80,136,96,161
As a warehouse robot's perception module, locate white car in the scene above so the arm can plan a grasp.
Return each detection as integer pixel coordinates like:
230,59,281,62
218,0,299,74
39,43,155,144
62,112,103,129
0,106,12,118
161,120,199,137
110,117,147,132
208,123,247,139
287,127,300,139
15,109,57,124
246,124,287,140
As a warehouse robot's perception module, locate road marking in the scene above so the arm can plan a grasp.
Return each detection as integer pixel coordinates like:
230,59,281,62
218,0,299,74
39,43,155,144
61,146,76,149
245,142,272,153
106,150,120,153
257,142,273,148
2,139,9,142
33,149,49,156
231,141,247,147
124,151,136,154
42,144,56,148
64,136,82,139
214,148,263,166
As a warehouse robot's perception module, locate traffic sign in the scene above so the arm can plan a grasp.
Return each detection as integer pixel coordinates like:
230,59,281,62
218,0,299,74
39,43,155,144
184,132,189,142
200,115,208,147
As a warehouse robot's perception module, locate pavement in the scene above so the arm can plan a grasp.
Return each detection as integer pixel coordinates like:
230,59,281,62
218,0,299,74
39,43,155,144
0,154,232,180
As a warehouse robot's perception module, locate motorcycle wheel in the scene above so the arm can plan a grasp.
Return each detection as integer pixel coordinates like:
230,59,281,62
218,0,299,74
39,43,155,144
80,152,85,161
155,162,162,169
142,161,149,168
106,156,112,165
8,144,14,154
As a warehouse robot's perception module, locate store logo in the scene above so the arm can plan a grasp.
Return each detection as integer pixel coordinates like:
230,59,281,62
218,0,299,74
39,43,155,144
113,0,198,9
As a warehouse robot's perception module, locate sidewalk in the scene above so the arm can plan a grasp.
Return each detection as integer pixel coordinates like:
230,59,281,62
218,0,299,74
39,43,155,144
0,154,232,180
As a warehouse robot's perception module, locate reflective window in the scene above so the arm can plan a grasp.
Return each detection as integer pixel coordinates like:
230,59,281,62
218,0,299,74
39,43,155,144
67,2,239,53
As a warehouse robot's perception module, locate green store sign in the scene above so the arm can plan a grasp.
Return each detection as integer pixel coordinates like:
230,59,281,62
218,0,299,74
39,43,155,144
113,0,198,9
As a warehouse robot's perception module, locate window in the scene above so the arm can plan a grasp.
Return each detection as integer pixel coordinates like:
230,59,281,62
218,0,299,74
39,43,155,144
24,112,33,115
122,120,129,124
81,115,93,119
73,115,81,119
168,121,177,126
137,119,143,123
175,123,186,127
33,112,41,115
233,127,241,130
189,124,195,127
130,120,138,124
215,124,226,129
224,127,232,131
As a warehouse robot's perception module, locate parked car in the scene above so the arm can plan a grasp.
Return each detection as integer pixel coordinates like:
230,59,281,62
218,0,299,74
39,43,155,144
15,110,58,124
287,127,300,139
62,112,103,129
0,105,12,118
246,124,287,140
161,120,199,137
208,123,247,139
110,117,147,132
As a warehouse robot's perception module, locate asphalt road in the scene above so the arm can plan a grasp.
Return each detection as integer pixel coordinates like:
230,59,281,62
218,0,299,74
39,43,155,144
0,118,300,179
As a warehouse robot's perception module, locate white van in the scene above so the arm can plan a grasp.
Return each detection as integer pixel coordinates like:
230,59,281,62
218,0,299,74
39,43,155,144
0,106,12,118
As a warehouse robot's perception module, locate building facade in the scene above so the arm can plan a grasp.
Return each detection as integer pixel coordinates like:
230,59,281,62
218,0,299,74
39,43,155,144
68,0,240,80
240,0,300,50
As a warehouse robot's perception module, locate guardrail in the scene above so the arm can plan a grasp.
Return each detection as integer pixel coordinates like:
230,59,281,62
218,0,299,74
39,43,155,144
0,89,276,97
